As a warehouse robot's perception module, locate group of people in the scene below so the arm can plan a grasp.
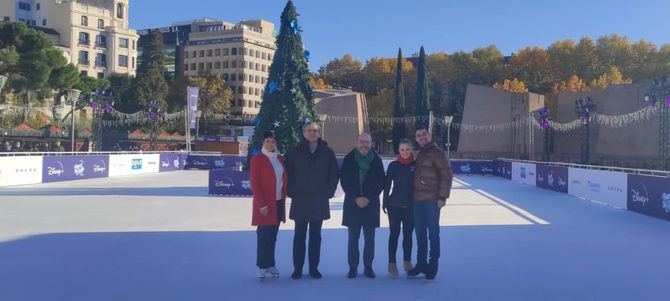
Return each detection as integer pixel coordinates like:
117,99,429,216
249,122,453,281
1,140,65,152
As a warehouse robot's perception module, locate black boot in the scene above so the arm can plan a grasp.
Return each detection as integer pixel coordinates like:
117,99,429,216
309,268,322,279
364,267,376,279
426,261,438,280
407,261,427,277
347,269,358,279
291,269,302,279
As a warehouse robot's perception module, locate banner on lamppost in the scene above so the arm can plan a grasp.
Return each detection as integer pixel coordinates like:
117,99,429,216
187,86,199,130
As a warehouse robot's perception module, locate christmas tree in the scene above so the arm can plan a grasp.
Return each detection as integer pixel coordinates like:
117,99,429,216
248,0,315,159
392,48,406,154
414,46,430,129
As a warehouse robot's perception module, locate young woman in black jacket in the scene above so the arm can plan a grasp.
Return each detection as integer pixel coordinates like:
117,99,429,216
382,139,415,277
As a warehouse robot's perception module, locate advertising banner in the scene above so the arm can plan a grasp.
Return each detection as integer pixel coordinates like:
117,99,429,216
494,160,513,179
159,153,188,172
627,174,670,221
186,155,245,170
511,162,537,186
188,86,199,130
0,156,43,187
109,154,160,177
535,164,569,193
451,160,494,175
42,155,109,183
568,168,627,209
208,169,253,196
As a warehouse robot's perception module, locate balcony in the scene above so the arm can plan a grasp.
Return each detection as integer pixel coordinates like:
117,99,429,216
78,59,90,65
95,61,107,68
78,39,90,46
95,41,107,48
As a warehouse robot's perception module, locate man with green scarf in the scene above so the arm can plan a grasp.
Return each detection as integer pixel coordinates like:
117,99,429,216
340,133,385,279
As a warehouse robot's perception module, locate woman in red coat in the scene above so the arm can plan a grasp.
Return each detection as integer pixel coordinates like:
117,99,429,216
250,131,287,280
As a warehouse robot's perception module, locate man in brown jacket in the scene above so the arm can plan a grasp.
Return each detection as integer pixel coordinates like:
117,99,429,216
408,126,453,280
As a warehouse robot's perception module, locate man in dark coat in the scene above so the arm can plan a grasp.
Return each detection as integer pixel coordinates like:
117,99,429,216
408,126,453,280
340,133,385,279
285,122,339,279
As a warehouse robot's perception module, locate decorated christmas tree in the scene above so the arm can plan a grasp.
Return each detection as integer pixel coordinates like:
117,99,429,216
248,0,315,159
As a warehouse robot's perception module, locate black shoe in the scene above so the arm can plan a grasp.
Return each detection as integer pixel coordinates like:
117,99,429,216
425,262,438,280
407,262,427,277
309,268,322,279
291,269,302,279
347,269,358,279
364,267,376,279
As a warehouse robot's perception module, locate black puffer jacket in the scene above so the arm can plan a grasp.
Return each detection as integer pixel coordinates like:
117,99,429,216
285,138,339,221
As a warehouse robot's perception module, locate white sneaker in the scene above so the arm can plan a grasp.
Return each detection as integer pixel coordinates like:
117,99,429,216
257,268,267,280
267,267,279,278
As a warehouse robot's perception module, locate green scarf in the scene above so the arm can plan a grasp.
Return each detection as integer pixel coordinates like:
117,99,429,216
354,149,374,191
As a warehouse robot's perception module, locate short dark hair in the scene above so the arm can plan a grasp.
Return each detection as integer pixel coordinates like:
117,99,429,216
415,126,429,132
262,130,277,141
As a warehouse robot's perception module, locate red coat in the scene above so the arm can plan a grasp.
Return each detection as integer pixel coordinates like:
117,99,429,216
250,153,287,226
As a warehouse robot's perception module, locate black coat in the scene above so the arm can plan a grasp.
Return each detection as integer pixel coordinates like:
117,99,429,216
285,138,339,221
340,149,385,228
383,160,415,208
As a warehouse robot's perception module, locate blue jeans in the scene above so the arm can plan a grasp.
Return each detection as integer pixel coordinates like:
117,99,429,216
413,202,441,264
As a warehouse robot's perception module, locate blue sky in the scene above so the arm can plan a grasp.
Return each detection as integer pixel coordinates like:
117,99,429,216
131,0,670,70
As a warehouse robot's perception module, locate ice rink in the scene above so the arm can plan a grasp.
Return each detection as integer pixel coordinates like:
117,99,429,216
1,170,668,301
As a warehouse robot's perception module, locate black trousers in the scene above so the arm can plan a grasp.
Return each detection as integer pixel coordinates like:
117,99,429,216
256,200,284,269
347,225,375,270
293,219,323,271
387,206,414,263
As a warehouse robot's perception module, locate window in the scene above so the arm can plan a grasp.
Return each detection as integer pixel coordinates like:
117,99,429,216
95,35,106,47
248,100,253,107
223,48,229,56
255,88,259,96
199,63,204,70
184,64,188,71
97,72,104,79
42,19,47,26
78,32,90,45
18,2,31,11
241,47,247,55
223,74,228,81
95,53,106,67
268,54,273,60
231,74,237,81
4,17,10,22
118,55,128,67
78,51,89,64
185,52,189,58
231,48,237,55
261,77,266,84
81,16,88,26
222,61,229,68
239,73,244,81
117,3,124,19
256,51,260,58
231,61,237,68
255,63,259,71
119,38,129,48
207,49,213,57
36,3,40,10
215,62,221,69
132,57,135,68
98,19,104,29
191,63,196,71
215,49,221,56
192,51,196,58
132,40,135,49
80,70,88,76
255,75,259,83
199,50,204,57
261,65,266,72
262,52,266,60
243,61,248,68
206,62,212,70
238,86,243,94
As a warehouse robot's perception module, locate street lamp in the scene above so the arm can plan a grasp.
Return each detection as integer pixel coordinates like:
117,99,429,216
195,110,202,142
538,108,552,162
575,97,595,165
67,89,81,152
147,99,163,151
646,75,670,170
444,115,454,158
89,89,114,151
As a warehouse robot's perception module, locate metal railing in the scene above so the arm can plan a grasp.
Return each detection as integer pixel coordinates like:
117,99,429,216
0,150,190,157
497,158,670,177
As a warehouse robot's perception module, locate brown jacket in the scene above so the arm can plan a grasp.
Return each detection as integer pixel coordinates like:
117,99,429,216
413,142,453,202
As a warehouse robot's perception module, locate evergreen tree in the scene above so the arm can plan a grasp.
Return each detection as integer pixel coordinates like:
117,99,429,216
135,29,168,109
415,46,430,129
248,0,316,158
392,48,406,154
